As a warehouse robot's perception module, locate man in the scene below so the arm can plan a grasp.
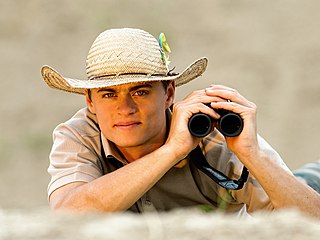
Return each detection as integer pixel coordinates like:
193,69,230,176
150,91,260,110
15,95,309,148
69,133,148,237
41,28,320,217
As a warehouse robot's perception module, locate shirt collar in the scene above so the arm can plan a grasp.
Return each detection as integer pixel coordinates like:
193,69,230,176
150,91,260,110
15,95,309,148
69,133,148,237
101,133,128,165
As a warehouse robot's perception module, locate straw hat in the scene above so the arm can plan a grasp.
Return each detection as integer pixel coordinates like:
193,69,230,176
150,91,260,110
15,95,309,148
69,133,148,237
41,28,208,95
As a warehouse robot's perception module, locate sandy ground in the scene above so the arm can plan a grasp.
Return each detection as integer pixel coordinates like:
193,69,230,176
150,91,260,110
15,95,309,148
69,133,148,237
0,0,319,231
1,208,320,240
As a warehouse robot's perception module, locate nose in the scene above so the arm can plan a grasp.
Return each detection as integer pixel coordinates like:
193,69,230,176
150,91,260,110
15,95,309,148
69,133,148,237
116,94,138,115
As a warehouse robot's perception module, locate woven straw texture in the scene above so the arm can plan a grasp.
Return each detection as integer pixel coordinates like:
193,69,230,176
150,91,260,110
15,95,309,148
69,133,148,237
86,28,167,80
41,28,207,94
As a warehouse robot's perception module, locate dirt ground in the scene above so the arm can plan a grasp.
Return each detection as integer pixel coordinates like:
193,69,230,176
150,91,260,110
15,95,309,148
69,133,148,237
0,0,319,225
1,208,320,240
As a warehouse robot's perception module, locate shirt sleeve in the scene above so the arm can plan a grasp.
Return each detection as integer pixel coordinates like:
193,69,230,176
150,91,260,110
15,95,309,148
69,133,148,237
47,122,104,198
230,135,292,212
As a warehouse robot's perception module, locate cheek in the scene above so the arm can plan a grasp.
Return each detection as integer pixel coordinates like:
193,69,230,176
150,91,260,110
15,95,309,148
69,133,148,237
94,108,113,131
146,101,167,123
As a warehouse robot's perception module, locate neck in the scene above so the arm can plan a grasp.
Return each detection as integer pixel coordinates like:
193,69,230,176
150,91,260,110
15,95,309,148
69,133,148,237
118,141,165,163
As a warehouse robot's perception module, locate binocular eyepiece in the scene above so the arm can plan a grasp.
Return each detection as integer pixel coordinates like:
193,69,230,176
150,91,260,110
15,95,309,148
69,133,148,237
188,108,243,137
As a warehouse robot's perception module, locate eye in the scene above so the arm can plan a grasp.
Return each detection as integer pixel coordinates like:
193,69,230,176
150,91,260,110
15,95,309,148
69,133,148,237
133,90,148,96
102,92,117,98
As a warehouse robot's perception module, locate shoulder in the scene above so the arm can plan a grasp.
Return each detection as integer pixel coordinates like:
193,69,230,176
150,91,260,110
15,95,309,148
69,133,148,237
52,107,101,150
48,108,104,197
54,108,99,136
64,107,99,135
256,134,289,170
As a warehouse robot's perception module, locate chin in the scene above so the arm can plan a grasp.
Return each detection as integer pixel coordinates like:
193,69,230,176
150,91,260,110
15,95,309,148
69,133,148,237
112,138,145,148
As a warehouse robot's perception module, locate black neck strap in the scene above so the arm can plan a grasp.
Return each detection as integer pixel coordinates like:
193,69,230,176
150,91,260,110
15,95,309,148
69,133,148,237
190,146,249,190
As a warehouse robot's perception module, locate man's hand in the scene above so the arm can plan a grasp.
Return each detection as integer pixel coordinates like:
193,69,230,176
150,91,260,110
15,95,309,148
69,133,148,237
168,84,259,163
204,85,259,161
166,88,221,160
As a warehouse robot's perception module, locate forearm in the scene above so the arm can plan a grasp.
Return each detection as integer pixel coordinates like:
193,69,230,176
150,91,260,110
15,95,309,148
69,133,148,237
241,150,320,218
51,144,183,212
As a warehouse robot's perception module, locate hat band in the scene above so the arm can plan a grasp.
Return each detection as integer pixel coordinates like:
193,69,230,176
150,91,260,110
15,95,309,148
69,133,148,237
89,72,171,80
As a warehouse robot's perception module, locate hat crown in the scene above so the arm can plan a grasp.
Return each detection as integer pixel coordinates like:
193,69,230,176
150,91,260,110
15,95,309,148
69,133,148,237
86,28,167,80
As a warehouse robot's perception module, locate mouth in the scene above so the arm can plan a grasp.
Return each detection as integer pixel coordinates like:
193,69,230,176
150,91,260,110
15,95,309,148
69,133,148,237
114,121,141,129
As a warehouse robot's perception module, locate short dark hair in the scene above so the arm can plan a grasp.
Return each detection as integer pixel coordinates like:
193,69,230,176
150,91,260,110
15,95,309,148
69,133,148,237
86,89,92,101
161,80,171,90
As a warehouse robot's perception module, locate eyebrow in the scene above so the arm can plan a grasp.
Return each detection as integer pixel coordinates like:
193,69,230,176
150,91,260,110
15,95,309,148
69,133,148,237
97,83,153,93
130,83,153,91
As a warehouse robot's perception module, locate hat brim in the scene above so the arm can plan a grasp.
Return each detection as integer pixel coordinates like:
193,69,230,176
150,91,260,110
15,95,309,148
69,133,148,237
41,57,208,95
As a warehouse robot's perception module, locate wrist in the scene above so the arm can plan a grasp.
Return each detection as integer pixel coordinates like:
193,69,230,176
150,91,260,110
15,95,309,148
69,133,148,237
160,142,188,165
236,147,265,166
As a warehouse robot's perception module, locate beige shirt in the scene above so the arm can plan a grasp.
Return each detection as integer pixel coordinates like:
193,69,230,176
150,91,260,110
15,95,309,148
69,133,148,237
48,107,290,213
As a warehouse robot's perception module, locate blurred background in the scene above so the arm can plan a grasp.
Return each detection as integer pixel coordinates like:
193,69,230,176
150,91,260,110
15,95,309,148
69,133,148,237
1,0,320,209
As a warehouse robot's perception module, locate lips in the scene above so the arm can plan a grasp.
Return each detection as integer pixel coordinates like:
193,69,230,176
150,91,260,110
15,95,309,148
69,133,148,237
114,121,141,128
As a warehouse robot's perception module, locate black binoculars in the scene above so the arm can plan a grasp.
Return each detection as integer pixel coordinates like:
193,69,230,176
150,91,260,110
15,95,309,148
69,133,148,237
188,108,243,137
188,105,248,190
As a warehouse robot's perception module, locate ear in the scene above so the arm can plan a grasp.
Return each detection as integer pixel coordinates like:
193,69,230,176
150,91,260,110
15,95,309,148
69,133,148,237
165,81,175,109
85,89,96,114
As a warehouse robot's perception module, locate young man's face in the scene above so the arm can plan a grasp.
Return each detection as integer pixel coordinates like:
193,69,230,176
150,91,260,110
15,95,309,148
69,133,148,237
86,81,175,154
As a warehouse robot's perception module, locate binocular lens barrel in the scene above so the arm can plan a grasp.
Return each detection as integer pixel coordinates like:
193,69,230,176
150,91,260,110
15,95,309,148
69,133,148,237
188,112,243,137
188,114,212,138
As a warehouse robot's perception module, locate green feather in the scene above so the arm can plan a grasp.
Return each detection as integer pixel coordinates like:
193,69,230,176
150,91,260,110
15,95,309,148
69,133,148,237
159,33,171,53
159,32,171,69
